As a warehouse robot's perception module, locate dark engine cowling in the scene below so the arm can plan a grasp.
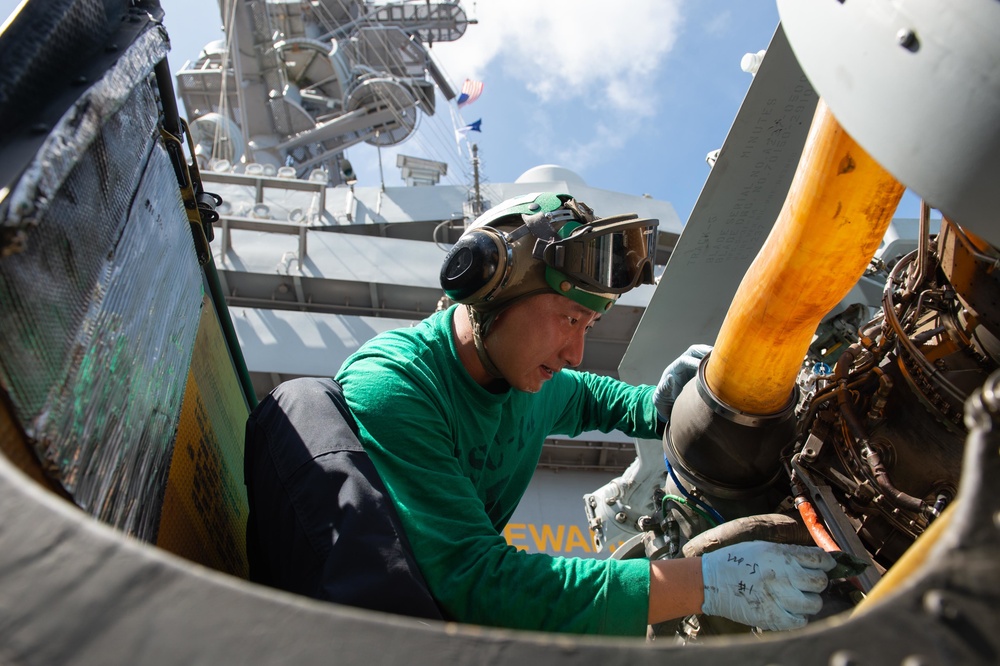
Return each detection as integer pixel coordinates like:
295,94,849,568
640,215,999,639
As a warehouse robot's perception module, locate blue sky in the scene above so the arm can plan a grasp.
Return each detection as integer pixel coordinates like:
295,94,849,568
1,0,922,223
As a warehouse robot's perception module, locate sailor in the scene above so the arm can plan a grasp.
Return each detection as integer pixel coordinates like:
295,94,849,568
243,192,835,635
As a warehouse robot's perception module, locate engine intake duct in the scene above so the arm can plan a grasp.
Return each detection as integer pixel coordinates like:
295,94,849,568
664,100,904,505
665,352,796,500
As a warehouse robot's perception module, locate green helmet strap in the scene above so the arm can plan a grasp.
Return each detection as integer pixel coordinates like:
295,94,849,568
544,267,615,312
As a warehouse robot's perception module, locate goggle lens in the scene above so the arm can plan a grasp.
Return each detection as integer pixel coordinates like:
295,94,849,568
580,225,656,291
543,217,656,294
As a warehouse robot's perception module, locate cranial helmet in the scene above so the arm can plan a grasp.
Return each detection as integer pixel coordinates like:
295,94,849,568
439,192,659,377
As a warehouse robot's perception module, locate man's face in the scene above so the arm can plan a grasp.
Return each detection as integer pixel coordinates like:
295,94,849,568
485,293,601,392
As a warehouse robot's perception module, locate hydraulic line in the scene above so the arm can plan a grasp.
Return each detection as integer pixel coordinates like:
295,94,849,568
681,513,812,558
794,497,840,552
662,494,719,528
705,99,905,414
795,357,878,442
884,251,967,409
835,345,927,516
663,454,726,525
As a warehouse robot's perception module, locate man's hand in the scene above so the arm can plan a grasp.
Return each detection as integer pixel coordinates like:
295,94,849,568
701,541,836,631
653,344,711,422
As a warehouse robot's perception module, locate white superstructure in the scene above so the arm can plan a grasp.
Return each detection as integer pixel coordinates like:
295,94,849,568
174,1,683,556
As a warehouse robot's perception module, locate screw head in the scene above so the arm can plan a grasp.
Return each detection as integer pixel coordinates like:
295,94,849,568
897,28,919,51
923,589,959,620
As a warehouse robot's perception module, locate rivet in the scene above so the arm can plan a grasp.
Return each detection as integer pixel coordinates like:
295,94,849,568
829,650,858,666
559,280,571,292
528,202,541,212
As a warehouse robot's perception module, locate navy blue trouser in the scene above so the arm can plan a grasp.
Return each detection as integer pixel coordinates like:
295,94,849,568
243,377,444,620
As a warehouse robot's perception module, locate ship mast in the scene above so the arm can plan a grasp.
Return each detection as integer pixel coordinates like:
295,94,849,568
471,143,483,217
176,0,472,186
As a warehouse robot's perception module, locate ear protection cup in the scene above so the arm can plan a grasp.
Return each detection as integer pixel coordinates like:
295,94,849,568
439,226,512,304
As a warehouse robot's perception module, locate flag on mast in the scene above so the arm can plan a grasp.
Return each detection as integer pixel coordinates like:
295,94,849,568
456,119,482,134
456,79,484,108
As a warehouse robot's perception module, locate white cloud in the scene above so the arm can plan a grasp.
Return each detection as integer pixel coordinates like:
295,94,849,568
702,9,733,37
551,121,631,169
517,105,648,172
430,0,684,113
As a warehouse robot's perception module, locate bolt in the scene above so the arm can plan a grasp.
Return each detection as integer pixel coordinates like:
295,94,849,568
923,589,959,620
897,29,919,52
829,650,859,666
614,512,627,523
605,495,617,505
901,655,931,666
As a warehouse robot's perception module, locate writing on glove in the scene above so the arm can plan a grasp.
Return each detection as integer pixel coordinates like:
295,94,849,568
701,540,836,631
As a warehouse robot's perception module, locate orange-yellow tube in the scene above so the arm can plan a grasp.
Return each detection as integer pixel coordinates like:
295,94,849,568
705,99,905,414
796,498,840,552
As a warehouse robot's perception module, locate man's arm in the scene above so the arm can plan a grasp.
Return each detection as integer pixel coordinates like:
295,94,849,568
648,558,705,624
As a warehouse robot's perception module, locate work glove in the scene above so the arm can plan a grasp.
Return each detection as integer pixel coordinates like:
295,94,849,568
653,344,712,422
701,540,836,631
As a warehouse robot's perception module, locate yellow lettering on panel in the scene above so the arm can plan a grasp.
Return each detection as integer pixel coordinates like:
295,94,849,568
528,524,566,552
504,523,529,551
564,525,593,553
506,523,613,555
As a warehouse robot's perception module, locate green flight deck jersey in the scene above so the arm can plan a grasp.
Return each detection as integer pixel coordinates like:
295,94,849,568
336,305,661,635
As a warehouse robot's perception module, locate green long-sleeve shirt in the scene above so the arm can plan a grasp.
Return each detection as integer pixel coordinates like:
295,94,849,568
336,305,661,635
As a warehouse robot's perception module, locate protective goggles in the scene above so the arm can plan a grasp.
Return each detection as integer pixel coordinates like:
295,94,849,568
531,214,658,293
